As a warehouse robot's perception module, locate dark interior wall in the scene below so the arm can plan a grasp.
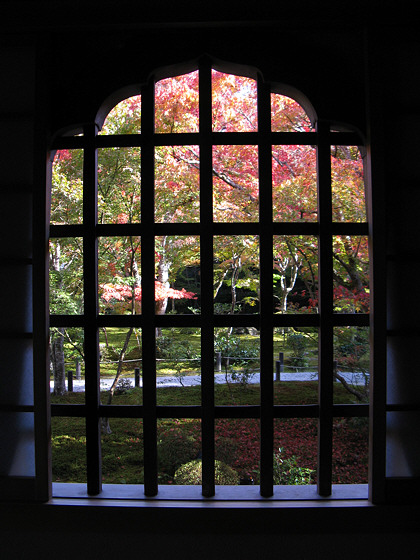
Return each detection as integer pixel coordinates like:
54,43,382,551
0,40,36,480
1,2,420,556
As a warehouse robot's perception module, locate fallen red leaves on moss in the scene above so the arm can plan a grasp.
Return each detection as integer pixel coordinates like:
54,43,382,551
175,417,368,484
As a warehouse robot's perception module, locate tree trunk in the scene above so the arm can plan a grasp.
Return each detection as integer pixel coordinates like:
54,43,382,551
52,327,66,396
276,255,300,313
102,326,134,434
156,255,171,316
50,243,67,395
230,257,240,314
155,244,172,336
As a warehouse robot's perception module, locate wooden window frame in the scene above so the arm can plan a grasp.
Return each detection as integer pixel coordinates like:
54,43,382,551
40,56,379,503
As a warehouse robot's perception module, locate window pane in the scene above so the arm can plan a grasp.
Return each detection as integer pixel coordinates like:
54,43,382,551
51,149,83,225
49,238,83,315
156,327,201,405
98,236,141,315
51,416,86,483
98,147,141,224
273,236,318,314
99,327,142,406
214,235,259,314
271,94,313,132
214,419,259,485
101,418,144,484
214,327,260,406
50,327,84,396
155,146,200,223
333,326,370,404
331,146,366,222
155,236,200,315
212,70,257,132
273,419,317,485
99,95,141,135
155,71,199,133
332,417,369,485
333,236,369,313
158,418,201,484
272,145,317,222
213,145,259,222
274,328,319,404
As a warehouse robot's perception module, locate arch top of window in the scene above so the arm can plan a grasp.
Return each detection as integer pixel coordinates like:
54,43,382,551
95,84,142,135
96,67,316,136
270,83,316,132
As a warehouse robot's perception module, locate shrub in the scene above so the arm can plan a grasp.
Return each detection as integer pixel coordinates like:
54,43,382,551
286,332,309,368
214,330,259,386
157,430,200,475
174,460,240,485
272,448,314,485
114,378,133,394
99,343,119,362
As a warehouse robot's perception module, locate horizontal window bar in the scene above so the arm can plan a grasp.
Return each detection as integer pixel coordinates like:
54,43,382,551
51,222,368,239
273,405,319,418
51,131,363,151
50,314,368,329
0,332,32,339
332,404,369,417
273,315,320,327
52,403,368,420
386,404,420,412
51,404,87,416
332,314,369,326
50,315,84,327
0,258,32,266
0,404,34,413
50,224,84,238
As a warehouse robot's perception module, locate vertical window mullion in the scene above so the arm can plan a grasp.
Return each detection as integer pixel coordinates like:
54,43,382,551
366,144,386,503
35,150,52,501
199,58,215,497
317,121,334,497
258,75,274,497
141,78,158,497
83,122,101,495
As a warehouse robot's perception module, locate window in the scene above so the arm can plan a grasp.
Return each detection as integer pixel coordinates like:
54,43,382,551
48,58,370,500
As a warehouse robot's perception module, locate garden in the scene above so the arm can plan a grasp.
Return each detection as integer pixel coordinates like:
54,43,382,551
51,326,369,487
49,70,370,489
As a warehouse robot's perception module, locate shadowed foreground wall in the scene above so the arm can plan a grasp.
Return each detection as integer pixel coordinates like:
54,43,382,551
0,2,420,556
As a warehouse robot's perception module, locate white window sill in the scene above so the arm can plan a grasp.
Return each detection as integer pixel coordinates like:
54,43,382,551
51,482,369,507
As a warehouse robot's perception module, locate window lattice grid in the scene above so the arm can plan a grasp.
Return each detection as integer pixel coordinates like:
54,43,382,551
49,61,368,499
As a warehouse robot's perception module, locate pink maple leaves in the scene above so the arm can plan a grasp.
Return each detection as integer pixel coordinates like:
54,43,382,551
100,281,196,303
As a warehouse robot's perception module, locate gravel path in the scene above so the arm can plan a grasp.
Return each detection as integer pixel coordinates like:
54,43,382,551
51,370,368,392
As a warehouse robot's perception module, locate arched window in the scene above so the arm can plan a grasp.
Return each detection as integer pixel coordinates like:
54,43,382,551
49,58,369,499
